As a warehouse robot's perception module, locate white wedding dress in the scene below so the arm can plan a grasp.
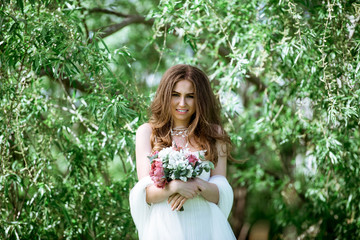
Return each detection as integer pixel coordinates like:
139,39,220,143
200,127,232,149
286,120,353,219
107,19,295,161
129,151,236,240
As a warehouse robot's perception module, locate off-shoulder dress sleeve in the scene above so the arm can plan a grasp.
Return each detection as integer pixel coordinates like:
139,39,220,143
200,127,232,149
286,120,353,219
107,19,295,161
129,176,153,239
129,176,185,240
208,175,234,218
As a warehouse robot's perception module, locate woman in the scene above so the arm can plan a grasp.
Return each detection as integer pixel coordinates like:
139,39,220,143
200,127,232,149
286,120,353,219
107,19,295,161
130,64,236,240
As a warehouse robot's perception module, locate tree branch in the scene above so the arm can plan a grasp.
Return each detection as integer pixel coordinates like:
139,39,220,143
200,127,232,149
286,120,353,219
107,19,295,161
245,71,266,92
39,67,92,93
65,8,266,94
78,1,89,40
86,8,155,39
88,8,131,18
95,15,154,39
218,46,267,92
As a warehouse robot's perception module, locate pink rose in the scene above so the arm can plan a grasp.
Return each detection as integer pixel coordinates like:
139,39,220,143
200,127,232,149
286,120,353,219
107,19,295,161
187,154,198,166
149,159,167,188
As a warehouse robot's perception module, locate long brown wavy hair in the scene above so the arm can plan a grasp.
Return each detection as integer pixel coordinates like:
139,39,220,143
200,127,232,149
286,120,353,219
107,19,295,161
149,64,231,165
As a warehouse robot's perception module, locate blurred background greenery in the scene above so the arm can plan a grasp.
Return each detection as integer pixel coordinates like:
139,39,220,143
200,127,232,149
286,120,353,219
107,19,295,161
1,0,360,239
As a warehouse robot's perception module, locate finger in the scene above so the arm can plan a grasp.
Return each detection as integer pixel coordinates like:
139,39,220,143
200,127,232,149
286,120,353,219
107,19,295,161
168,193,178,203
170,194,181,204
172,196,184,210
172,196,186,210
191,190,199,198
168,194,174,203
177,198,187,211
171,198,179,210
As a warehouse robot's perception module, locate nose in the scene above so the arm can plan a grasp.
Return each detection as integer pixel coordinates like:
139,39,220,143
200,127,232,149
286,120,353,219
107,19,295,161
179,96,186,107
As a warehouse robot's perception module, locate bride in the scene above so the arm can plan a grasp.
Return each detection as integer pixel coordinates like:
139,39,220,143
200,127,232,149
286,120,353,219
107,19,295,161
130,64,236,240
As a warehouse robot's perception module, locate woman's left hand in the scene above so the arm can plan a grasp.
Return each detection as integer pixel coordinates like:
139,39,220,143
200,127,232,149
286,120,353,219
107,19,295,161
193,177,207,192
168,193,188,211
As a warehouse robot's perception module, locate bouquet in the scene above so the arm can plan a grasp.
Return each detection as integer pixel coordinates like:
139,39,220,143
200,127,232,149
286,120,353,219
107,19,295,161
148,145,214,189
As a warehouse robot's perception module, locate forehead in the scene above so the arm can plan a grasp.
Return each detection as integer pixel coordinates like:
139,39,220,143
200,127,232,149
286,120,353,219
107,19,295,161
172,80,194,92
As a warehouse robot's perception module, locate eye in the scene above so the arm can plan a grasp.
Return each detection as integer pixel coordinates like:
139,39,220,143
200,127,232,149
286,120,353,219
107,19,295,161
186,95,194,98
172,93,180,97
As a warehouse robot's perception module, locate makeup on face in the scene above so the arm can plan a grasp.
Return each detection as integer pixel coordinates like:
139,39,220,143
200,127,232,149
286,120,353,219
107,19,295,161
171,80,196,127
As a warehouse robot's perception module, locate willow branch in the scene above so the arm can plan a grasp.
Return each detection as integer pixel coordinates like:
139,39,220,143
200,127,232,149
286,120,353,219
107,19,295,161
39,67,92,93
78,1,89,39
218,46,267,92
89,8,266,93
88,8,131,18
95,15,154,39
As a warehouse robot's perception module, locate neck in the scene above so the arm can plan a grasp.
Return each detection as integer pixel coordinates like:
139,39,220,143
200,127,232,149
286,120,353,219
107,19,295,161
173,125,188,129
173,119,191,129
173,121,190,129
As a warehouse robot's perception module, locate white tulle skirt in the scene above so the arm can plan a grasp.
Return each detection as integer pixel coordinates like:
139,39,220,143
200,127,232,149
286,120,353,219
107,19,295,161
129,175,236,240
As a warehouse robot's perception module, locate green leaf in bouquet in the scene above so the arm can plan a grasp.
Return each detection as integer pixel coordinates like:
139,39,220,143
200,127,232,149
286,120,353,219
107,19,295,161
196,168,204,176
164,168,170,176
208,162,214,169
199,154,206,161
148,153,159,163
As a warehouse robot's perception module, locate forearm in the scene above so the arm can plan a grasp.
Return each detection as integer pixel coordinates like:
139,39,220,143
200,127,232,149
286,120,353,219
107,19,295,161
146,179,201,204
146,184,175,204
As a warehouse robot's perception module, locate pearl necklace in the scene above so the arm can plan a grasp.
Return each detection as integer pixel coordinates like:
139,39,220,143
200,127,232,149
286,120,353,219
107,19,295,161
170,127,188,138
171,127,188,148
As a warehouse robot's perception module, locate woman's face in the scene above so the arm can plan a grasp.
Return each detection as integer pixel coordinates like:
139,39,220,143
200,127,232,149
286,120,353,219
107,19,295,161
171,79,196,128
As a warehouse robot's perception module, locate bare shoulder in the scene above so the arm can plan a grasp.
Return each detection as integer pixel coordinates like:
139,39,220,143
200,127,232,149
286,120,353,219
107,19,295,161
135,123,153,179
214,124,227,155
216,139,227,155
136,123,153,135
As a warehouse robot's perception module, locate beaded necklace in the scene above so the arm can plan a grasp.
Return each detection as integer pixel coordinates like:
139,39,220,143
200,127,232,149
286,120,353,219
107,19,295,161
170,127,188,148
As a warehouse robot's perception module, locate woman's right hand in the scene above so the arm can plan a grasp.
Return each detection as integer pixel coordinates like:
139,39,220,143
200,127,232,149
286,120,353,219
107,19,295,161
168,193,187,211
169,179,200,199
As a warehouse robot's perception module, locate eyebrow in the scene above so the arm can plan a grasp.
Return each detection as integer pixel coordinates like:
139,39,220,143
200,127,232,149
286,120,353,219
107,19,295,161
172,90,195,95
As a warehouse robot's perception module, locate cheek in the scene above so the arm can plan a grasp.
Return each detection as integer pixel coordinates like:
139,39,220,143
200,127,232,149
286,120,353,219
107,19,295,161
189,100,196,110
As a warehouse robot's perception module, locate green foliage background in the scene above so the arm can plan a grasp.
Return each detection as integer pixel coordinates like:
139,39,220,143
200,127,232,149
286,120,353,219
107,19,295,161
1,0,360,239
